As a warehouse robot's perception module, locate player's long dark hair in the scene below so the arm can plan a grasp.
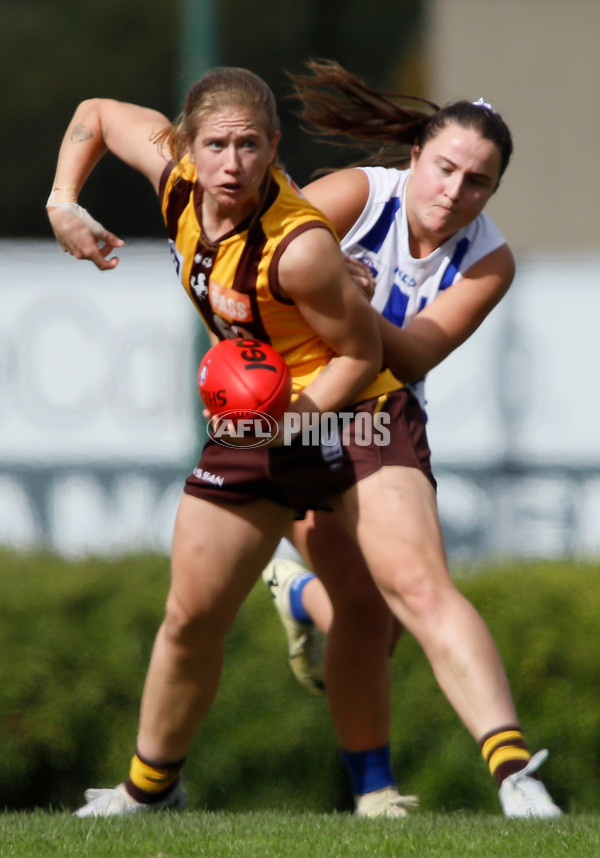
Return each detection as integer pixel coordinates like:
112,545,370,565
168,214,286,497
288,59,513,186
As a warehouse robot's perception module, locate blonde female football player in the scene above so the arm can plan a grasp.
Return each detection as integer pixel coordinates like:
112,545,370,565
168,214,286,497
262,60,562,819
46,65,395,817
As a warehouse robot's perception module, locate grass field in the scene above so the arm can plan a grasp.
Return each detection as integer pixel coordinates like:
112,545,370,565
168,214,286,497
1,811,600,858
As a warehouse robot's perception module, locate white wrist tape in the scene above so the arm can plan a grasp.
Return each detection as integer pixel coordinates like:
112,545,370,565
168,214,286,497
46,192,106,239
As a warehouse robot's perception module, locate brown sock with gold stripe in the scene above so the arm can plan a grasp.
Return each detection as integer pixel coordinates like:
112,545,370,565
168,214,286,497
480,726,533,787
125,750,185,804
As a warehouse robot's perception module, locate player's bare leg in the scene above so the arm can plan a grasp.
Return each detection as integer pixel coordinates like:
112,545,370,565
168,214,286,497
335,465,518,739
331,465,562,817
74,494,293,817
138,495,294,761
288,512,418,817
292,511,398,751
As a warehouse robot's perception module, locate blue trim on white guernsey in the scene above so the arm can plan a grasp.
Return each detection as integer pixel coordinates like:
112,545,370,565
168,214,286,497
359,197,401,253
439,237,471,291
381,282,409,327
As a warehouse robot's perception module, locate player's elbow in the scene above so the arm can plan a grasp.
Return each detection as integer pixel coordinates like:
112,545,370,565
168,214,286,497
73,98,117,134
74,97,104,119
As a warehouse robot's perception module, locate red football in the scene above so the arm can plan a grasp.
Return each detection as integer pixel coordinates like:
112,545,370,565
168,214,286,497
197,338,292,422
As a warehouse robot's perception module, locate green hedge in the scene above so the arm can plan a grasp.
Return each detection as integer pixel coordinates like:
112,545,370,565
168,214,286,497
0,550,598,813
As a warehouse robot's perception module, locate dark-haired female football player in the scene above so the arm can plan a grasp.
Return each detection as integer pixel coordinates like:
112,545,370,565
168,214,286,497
262,60,562,819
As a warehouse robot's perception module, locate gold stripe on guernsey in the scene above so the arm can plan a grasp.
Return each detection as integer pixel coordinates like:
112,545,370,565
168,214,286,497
487,746,531,775
481,730,526,761
342,368,403,403
291,367,402,404
373,393,389,415
129,755,181,795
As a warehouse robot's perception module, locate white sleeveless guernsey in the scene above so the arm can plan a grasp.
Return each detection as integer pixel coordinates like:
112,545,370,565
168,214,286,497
341,166,507,409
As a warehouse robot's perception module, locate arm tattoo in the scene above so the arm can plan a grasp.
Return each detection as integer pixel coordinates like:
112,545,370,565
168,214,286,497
70,124,93,144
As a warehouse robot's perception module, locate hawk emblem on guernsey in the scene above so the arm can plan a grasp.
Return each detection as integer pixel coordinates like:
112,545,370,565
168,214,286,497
191,271,209,301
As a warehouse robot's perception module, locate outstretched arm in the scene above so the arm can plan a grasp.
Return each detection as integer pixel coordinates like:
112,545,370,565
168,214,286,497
379,244,515,382
47,98,172,270
304,167,513,384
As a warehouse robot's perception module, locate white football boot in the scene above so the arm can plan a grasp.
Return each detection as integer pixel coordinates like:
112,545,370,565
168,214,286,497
354,787,419,818
262,557,325,695
73,780,186,818
499,750,562,818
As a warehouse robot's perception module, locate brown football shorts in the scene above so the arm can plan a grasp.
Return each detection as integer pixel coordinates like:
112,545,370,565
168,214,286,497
184,388,436,511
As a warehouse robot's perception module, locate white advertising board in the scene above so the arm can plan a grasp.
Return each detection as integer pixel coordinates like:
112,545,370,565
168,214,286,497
0,240,199,464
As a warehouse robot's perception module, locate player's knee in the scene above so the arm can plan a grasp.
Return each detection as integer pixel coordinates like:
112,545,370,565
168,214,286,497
381,556,452,624
162,591,225,649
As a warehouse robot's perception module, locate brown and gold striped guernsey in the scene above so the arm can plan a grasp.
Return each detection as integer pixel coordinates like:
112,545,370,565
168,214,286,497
159,156,402,401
